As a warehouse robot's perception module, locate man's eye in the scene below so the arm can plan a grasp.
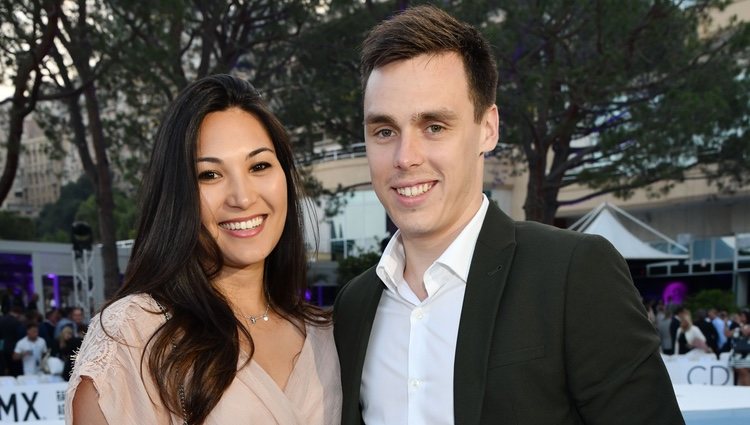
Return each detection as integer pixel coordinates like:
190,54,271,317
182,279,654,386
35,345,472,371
376,129,394,138
427,124,444,133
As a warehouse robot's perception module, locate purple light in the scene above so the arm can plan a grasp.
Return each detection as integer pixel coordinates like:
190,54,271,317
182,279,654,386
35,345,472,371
663,281,688,306
46,273,57,279
304,289,311,301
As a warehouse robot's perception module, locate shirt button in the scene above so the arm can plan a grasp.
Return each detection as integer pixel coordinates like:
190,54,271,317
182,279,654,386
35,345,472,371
409,379,421,388
414,308,424,320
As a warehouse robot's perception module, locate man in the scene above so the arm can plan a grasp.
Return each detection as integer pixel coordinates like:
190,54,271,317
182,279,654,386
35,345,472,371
39,308,60,349
694,309,719,356
55,306,85,338
667,306,686,355
0,306,26,376
708,308,729,352
333,5,684,424
13,323,47,376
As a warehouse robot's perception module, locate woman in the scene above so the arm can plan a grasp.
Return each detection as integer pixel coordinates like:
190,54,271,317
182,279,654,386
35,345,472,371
51,325,81,381
66,75,342,424
730,309,750,386
674,308,711,355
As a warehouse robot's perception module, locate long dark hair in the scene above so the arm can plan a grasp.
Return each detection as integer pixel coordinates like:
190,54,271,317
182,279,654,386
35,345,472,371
102,74,326,423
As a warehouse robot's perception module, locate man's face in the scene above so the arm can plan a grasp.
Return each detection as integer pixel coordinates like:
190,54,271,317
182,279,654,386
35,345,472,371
363,52,498,243
71,308,83,324
27,327,38,341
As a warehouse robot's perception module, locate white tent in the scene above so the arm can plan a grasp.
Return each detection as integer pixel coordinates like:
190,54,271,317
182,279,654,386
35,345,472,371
568,203,689,260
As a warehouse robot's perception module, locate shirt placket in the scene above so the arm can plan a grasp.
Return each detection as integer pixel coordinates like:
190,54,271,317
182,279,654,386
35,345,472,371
407,275,433,425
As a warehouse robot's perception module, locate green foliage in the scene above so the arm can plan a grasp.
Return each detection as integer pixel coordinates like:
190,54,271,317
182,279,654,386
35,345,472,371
34,176,137,242
35,176,94,242
278,0,750,223
277,2,384,149
685,289,736,313
490,0,749,221
75,191,138,241
0,211,36,240
336,250,381,286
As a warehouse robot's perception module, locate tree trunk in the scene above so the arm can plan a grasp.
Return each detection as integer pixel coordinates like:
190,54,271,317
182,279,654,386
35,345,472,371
81,81,121,299
0,0,61,205
0,108,24,206
523,160,560,225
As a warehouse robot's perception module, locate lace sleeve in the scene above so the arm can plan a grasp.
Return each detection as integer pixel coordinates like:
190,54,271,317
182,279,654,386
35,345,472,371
65,294,173,425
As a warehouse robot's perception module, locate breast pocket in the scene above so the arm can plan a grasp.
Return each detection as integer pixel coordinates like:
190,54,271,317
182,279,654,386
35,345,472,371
488,345,545,369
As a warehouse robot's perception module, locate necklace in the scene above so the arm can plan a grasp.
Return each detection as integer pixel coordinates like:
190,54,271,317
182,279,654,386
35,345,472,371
246,303,270,325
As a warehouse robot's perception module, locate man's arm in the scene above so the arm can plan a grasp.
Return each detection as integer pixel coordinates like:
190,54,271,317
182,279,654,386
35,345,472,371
12,340,24,361
564,234,684,425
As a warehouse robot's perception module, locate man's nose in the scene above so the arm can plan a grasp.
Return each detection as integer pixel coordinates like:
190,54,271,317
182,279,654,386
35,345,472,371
393,131,424,169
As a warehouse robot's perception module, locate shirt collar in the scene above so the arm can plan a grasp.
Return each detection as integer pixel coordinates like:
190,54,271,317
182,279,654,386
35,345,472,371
436,194,490,282
376,194,490,293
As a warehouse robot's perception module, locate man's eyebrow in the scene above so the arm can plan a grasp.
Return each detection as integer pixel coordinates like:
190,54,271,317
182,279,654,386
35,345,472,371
413,109,459,123
364,113,397,126
196,147,273,163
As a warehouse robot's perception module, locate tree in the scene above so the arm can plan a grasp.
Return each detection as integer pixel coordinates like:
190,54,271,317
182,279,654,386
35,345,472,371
336,250,380,286
35,176,93,242
0,211,36,240
3,0,324,299
685,289,736,313
0,0,62,204
279,0,750,225
75,190,137,241
482,0,750,223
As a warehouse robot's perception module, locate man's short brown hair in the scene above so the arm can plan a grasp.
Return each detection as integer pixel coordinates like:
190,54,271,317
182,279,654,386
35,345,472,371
361,5,498,122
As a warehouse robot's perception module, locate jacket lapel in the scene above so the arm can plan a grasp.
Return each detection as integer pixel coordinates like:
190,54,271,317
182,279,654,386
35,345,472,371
339,270,383,425
453,203,517,425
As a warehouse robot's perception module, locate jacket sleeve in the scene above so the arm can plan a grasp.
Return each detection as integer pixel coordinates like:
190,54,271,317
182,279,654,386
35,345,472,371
563,234,684,425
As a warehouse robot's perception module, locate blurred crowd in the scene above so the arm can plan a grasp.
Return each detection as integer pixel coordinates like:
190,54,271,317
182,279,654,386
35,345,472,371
0,294,86,381
645,300,750,386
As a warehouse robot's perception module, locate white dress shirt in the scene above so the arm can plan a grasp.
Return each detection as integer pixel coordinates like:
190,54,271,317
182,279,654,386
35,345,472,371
361,195,490,425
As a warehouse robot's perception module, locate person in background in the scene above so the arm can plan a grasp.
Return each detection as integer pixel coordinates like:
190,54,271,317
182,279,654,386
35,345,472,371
333,5,683,425
13,323,47,376
729,309,750,386
674,308,711,355
25,293,40,313
656,305,674,354
67,74,341,425
39,308,60,349
55,307,85,339
694,308,720,357
51,325,81,381
666,306,685,355
708,308,728,352
0,306,26,376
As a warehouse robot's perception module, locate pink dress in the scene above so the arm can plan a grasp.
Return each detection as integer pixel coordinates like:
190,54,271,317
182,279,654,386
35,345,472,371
65,294,342,424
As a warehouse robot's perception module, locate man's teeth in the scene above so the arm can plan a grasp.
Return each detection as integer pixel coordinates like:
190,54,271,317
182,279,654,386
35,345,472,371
396,183,433,197
220,216,263,230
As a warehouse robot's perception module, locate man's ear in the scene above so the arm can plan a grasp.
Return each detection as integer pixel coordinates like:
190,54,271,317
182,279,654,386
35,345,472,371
480,104,499,154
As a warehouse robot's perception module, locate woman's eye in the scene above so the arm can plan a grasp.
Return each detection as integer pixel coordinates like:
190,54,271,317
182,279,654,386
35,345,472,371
198,170,220,180
252,162,271,172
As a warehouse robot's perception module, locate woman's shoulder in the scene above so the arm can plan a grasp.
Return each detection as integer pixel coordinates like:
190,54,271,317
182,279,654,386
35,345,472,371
305,320,335,350
70,294,164,380
78,294,164,359
95,294,163,336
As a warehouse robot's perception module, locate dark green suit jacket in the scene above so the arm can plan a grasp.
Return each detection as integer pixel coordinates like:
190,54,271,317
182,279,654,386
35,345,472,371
333,203,684,425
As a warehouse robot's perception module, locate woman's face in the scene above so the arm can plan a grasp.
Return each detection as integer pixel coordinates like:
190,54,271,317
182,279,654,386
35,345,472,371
196,107,288,272
61,328,72,341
